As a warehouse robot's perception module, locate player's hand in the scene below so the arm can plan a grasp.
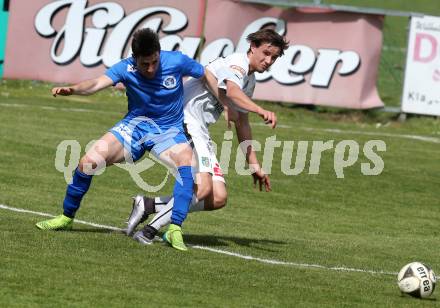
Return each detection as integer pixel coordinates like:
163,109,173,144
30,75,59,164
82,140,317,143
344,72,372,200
257,108,277,129
252,169,271,192
52,87,74,97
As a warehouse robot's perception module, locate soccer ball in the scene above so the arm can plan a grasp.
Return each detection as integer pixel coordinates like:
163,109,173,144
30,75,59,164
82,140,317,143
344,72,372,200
397,262,436,298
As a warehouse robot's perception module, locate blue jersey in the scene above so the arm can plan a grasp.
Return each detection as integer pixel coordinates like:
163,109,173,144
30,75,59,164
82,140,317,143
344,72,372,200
105,51,204,128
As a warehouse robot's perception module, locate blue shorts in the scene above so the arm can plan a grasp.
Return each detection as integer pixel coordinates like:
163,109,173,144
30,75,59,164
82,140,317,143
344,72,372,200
109,116,188,162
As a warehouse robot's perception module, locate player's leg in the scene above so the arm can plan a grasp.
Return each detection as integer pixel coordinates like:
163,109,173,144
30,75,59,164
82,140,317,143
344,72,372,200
126,129,196,236
126,173,209,236
184,166,227,211
152,171,226,214
127,145,195,238
36,131,129,230
62,132,127,217
158,142,194,221
132,138,227,244
203,173,227,211
134,171,228,247
193,172,213,207
130,127,210,237
158,142,194,251
136,129,194,251
158,151,216,212
179,126,217,211
141,172,212,234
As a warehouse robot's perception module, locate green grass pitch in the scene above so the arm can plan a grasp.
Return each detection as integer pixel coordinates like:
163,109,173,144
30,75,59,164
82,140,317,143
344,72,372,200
0,79,439,307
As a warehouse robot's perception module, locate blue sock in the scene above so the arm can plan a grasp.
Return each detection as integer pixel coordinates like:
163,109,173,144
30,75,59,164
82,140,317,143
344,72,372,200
170,166,194,226
63,168,93,218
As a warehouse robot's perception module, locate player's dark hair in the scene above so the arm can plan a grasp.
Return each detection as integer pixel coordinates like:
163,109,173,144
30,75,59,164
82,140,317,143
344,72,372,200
131,28,161,58
247,28,289,56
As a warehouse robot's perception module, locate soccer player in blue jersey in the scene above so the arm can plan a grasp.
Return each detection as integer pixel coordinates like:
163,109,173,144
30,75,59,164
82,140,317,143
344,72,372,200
125,29,287,246
36,28,204,251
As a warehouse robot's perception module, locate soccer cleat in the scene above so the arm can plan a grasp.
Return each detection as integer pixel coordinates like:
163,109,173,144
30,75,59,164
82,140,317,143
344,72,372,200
132,225,158,245
35,214,73,231
126,195,155,236
162,224,187,251
133,230,154,245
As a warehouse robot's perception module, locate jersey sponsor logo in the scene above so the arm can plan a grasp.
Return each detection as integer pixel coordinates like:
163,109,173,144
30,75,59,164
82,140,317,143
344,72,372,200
230,65,245,79
163,75,177,89
213,163,224,177
201,156,211,167
112,123,133,143
127,64,137,72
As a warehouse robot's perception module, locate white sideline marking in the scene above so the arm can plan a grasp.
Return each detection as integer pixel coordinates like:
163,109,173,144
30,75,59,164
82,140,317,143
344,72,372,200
192,245,396,276
0,204,396,276
251,122,440,144
0,204,123,232
303,127,440,144
1,102,439,145
382,45,406,53
0,102,120,115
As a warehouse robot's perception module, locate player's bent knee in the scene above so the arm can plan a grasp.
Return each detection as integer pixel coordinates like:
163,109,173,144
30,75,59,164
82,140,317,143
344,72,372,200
197,186,212,200
196,181,213,201
209,180,227,210
78,156,104,175
170,144,193,166
213,193,227,210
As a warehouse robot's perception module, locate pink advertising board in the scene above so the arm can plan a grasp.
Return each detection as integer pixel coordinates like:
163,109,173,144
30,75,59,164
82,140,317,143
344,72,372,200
4,0,384,109
4,0,205,83
203,0,384,109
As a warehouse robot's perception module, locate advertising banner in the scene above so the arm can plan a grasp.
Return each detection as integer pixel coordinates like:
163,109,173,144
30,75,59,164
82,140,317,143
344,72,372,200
204,0,384,109
4,0,384,109
4,0,205,82
402,15,440,116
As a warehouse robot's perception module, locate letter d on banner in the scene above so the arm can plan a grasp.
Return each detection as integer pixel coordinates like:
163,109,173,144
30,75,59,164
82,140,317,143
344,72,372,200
413,33,437,63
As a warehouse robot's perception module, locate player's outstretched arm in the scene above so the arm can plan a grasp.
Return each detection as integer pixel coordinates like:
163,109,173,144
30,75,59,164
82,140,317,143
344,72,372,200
202,69,221,99
225,80,277,129
52,75,114,97
235,112,271,192
202,68,276,129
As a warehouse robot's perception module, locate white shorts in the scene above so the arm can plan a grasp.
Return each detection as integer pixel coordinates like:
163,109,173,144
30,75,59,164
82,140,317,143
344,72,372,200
184,119,225,183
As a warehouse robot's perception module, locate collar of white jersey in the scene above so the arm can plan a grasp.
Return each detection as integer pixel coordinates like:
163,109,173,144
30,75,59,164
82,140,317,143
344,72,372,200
240,53,251,75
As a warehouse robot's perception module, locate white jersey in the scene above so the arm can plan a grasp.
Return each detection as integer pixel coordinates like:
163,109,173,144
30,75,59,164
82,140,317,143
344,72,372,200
183,53,256,179
183,53,256,129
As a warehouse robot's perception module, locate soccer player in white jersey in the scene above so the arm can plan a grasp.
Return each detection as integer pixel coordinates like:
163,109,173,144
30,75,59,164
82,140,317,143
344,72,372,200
126,29,289,247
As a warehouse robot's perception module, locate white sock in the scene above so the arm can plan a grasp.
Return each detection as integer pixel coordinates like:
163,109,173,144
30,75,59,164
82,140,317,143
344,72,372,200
154,196,172,212
149,199,173,231
149,195,205,231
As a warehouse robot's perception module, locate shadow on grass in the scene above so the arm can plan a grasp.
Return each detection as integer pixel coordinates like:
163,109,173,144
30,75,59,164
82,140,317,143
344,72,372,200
68,227,285,252
70,227,125,234
184,234,286,252
399,294,437,301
